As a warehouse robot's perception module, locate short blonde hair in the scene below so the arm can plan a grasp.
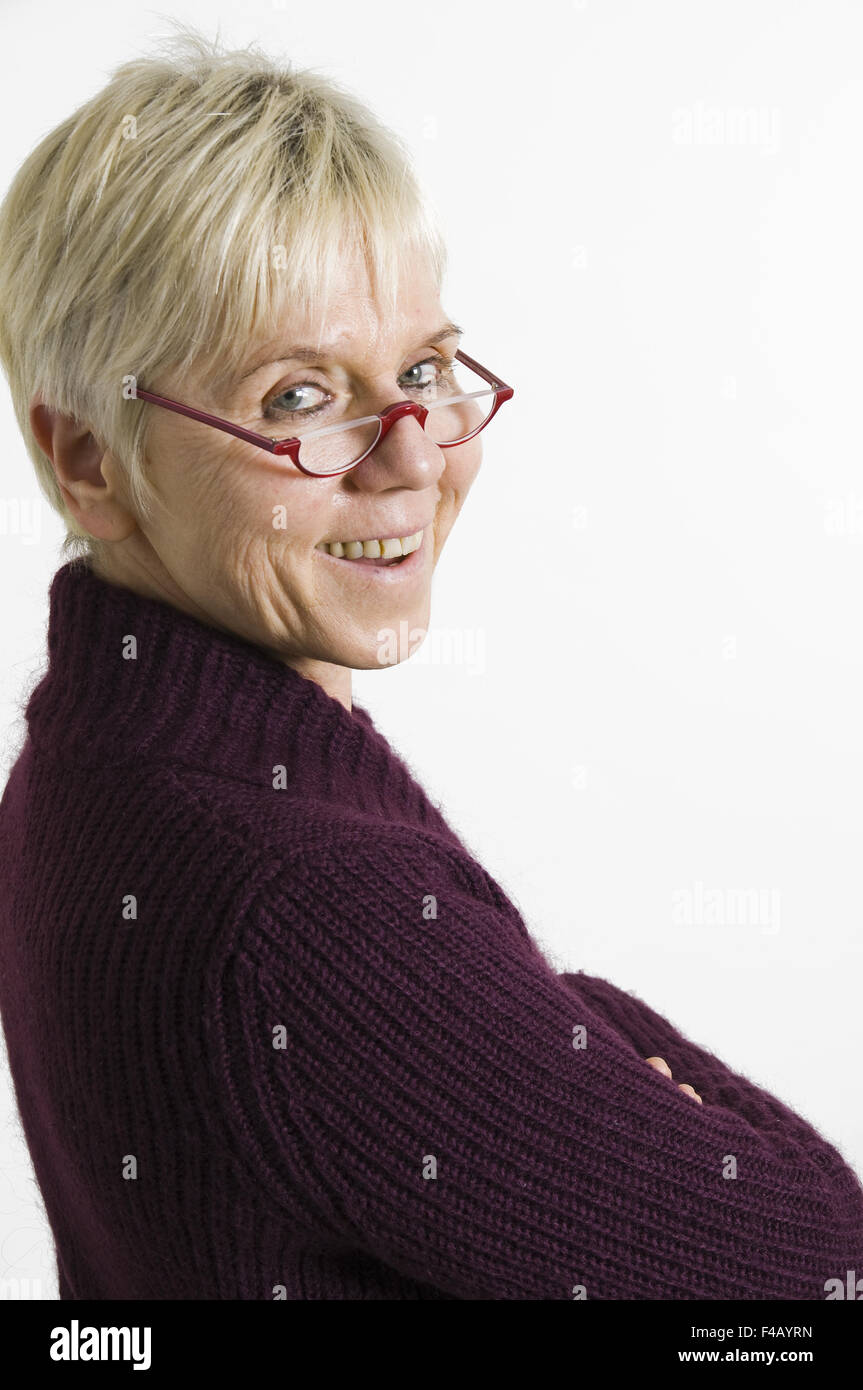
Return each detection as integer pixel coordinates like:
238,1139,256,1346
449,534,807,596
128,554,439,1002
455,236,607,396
0,27,446,563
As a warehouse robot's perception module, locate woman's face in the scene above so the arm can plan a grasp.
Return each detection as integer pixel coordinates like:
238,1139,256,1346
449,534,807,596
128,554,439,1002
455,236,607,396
108,248,482,687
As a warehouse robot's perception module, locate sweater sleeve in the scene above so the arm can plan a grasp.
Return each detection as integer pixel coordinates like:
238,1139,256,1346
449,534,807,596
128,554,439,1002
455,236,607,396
216,829,863,1300
557,970,861,1176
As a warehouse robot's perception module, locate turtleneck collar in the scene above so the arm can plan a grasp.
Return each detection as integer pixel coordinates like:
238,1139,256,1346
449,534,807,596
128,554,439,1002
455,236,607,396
23,560,435,822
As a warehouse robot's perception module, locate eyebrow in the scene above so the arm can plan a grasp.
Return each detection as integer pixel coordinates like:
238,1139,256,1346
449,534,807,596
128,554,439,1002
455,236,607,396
237,320,465,383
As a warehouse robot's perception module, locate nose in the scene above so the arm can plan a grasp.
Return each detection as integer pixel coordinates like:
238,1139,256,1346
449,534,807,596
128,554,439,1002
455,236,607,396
346,409,445,492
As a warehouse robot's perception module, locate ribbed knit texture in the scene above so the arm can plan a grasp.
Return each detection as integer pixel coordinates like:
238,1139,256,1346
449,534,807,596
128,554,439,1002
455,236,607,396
0,558,861,1300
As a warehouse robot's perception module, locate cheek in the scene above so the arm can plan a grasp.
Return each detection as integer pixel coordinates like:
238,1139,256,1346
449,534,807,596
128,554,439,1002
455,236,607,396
444,439,483,497
157,435,321,543
213,458,333,556
146,426,233,518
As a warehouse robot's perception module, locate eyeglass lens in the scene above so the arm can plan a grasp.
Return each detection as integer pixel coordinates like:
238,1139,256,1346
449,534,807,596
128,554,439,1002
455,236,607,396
285,357,498,476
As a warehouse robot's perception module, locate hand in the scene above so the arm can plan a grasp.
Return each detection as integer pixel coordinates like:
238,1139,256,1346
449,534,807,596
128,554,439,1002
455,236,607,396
645,1055,703,1104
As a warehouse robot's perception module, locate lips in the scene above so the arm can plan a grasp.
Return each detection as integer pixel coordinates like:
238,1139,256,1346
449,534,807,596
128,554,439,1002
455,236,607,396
313,526,428,581
343,554,404,567
315,522,432,559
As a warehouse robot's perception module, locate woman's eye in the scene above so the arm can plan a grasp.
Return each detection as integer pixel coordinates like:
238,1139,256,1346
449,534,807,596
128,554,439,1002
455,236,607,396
402,358,448,391
267,383,327,416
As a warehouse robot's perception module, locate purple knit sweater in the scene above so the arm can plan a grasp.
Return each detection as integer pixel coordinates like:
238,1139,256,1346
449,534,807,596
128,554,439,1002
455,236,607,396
0,558,861,1300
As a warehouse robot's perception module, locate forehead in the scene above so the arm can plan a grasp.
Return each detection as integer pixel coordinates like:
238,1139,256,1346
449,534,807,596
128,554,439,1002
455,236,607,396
255,247,444,363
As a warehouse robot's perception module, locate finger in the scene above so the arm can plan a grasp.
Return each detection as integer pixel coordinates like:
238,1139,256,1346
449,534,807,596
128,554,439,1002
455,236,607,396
677,1083,702,1104
645,1056,673,1079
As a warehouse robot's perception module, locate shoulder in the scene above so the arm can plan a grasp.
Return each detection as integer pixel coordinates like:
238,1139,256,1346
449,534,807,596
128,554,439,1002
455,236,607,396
152,760,515,907
134,759,520,936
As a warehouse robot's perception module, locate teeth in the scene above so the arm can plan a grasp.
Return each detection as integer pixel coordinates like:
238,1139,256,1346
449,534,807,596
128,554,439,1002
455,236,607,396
316,528,424,560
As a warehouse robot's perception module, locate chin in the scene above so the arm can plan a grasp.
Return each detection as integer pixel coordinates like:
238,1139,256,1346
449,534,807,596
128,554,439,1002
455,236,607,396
321,608,428,671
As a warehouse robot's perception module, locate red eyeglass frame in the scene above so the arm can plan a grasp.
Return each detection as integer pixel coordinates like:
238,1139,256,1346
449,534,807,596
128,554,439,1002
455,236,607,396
133,348,514,477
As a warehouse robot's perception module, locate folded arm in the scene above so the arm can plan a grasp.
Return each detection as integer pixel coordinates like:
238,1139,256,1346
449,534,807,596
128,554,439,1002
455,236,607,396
216,830,863,1300
560,970,858,1181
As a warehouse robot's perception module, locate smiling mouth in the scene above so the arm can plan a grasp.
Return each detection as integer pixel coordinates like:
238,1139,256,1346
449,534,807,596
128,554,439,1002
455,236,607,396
314,527,426,567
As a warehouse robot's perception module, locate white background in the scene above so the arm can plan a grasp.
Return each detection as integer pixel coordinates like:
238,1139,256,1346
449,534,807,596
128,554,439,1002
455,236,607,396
1,0,862,1298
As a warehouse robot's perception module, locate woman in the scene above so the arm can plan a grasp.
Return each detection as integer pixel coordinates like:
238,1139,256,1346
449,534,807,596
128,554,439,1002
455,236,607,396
0,32,860,1301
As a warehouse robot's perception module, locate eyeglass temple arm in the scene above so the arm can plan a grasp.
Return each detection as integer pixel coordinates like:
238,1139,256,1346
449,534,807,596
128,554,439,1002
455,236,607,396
132,388,280,452
455,348,514,397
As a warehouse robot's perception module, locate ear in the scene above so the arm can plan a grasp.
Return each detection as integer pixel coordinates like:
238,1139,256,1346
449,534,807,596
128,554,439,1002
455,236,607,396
29,398,138,541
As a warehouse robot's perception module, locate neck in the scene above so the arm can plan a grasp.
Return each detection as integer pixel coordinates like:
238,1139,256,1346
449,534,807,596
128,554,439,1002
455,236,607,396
278,656,352,711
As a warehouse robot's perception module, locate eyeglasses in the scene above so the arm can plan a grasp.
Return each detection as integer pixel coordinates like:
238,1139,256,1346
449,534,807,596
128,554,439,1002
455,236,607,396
133,348,514,478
